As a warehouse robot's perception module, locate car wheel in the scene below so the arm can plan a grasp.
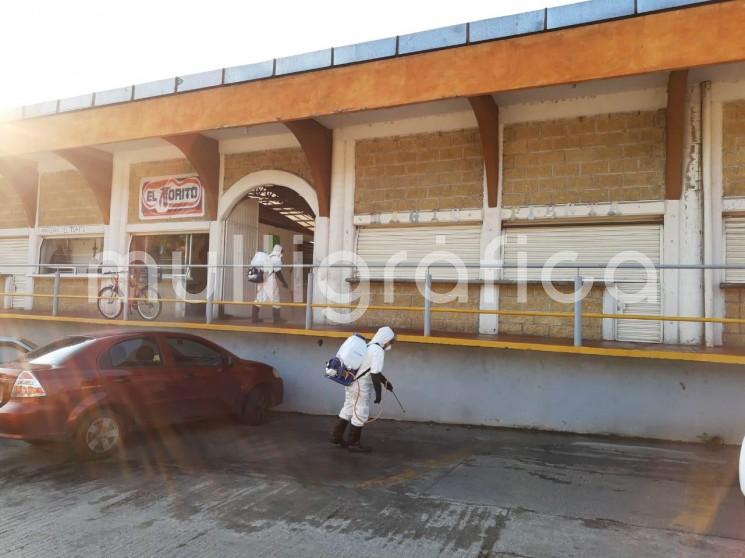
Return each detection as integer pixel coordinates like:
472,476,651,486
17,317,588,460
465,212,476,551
73,409,124,459
240,386,269,426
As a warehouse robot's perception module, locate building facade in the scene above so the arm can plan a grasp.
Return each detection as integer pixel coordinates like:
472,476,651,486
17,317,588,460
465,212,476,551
2,0,745,441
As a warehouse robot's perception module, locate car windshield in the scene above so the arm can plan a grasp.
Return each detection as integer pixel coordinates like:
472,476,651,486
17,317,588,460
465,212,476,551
22,336,96,366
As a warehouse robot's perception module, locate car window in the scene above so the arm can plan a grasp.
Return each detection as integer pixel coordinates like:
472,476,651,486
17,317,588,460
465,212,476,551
105,338,162,368
24,336,95,366
166,337,223,367
0,344,24,364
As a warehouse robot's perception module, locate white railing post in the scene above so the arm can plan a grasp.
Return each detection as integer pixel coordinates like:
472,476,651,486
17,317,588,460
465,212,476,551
305,270,314,330
573,272,583,347
424,269,432,337
122,268,129,321
52,270,60,316
206,270,215,324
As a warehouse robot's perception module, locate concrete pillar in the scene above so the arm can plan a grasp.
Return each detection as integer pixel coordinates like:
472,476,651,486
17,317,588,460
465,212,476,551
678,84,704,344
479,122,503,334
104,153,130,261
479,206,501,334
318,134,356,325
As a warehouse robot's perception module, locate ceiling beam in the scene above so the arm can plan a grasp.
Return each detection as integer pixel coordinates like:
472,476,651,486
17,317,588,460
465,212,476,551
2,2,743,156
284,120,332,218
163,133,220,220
0,157,38,227
468,95,500,208
54,147,113,224
259,205,313,234
665,70,688,200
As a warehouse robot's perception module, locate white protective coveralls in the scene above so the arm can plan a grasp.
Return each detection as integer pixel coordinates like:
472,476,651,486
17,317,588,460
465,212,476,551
255,245,283,309
339,326,395,427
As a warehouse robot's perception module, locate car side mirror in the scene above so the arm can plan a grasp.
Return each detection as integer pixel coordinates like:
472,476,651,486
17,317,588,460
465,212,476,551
224,355,234,368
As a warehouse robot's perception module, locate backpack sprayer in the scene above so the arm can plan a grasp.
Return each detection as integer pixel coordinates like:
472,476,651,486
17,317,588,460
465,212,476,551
324,334,368,386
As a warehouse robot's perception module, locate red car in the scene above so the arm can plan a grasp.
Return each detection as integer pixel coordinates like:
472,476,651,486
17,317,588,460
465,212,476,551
0,331,283,458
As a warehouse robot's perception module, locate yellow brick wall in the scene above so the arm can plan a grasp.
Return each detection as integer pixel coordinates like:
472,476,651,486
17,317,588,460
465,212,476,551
128,159,198,224
33,277,102,315
223,149,312,191
498,284,603,340
0,177,30,228
38,171,104,226
353,282,480,333
723,288,745,347
355,129,484,214
503,110,666,206
723,100,745,197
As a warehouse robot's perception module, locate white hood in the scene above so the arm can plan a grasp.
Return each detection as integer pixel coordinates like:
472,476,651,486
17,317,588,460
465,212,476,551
370,326,395,347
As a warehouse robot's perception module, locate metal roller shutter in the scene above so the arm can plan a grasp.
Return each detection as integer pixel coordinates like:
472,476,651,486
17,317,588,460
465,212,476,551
725,217,745,283
503,224,662,343
0,238,30,309
356,225,481,280
614,282,662,344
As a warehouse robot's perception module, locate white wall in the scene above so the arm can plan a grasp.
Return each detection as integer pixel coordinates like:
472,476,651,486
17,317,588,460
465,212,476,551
8,317,745,444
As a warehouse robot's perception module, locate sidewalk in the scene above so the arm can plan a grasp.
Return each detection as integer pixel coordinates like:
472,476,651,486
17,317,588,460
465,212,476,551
0,413,743,557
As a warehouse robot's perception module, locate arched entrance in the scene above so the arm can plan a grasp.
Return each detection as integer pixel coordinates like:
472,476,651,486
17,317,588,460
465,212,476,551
218,171,318,320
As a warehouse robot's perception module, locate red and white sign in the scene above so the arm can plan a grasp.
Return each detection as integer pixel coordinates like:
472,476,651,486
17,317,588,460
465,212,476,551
140,176,205,219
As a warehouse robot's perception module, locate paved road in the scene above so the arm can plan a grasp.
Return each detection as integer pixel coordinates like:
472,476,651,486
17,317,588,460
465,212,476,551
1,414,744,557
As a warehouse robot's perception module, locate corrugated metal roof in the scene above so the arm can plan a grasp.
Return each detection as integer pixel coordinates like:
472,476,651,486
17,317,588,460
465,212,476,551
19,0,723,121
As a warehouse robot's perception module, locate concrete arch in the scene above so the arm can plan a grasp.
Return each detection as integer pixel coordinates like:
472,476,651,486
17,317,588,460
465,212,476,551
217,169,319,221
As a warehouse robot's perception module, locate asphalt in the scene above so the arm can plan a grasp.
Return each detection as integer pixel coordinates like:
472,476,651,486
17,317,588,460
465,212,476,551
1,413,744,557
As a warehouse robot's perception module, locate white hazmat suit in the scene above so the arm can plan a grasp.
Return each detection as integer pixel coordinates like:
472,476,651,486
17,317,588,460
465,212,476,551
338,326,396,427
255,244,283,309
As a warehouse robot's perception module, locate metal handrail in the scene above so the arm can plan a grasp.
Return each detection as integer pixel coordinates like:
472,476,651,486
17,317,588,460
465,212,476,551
3,263,745,270
0,261,740,348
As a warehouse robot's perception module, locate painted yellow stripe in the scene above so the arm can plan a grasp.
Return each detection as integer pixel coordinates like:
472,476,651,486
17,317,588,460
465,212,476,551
1,312,744,366
8,290,745,326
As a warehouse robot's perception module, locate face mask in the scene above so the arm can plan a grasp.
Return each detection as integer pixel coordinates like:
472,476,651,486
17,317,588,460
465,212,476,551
384,345,392,352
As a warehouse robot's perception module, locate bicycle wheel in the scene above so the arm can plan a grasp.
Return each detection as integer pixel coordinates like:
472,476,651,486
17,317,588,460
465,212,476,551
136,286,161,321
97,286,123,319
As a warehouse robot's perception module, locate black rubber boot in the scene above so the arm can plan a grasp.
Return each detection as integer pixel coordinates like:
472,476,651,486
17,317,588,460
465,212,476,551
272,307,286,324
347,425,372,453
251,306,263,323
330,418,349,447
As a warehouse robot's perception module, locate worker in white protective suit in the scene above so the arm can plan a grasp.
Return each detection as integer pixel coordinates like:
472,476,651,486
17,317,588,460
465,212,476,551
252,244,289,324
331,326,396,453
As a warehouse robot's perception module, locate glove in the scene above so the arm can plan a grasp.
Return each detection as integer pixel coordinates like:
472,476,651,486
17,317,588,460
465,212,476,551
385,381,394,392
372,374,383,403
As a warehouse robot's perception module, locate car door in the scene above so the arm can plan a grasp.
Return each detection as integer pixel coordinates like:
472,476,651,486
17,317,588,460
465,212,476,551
98,336,183,427
162,336,225,419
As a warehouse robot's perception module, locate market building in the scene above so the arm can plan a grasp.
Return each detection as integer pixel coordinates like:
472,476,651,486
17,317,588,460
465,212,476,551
2,0,745,441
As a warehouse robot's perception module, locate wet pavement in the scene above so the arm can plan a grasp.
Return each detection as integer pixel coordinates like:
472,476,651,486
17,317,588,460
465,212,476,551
1,413,744,557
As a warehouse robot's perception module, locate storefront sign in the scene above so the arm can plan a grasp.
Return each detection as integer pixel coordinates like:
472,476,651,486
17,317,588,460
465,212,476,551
140,175,205,220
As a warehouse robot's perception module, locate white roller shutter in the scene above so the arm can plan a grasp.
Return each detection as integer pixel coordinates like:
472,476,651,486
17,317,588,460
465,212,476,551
503,224,661,282
503,224,662,343
614,282,662,343
0,237,30,309
725,217,745,283
356,225,481,280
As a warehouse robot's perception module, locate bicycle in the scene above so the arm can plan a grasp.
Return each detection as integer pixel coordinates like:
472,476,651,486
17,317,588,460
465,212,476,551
97,271,161,321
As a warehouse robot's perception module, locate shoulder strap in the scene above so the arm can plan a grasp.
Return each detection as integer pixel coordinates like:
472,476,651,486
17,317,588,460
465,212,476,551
354,368,371,382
